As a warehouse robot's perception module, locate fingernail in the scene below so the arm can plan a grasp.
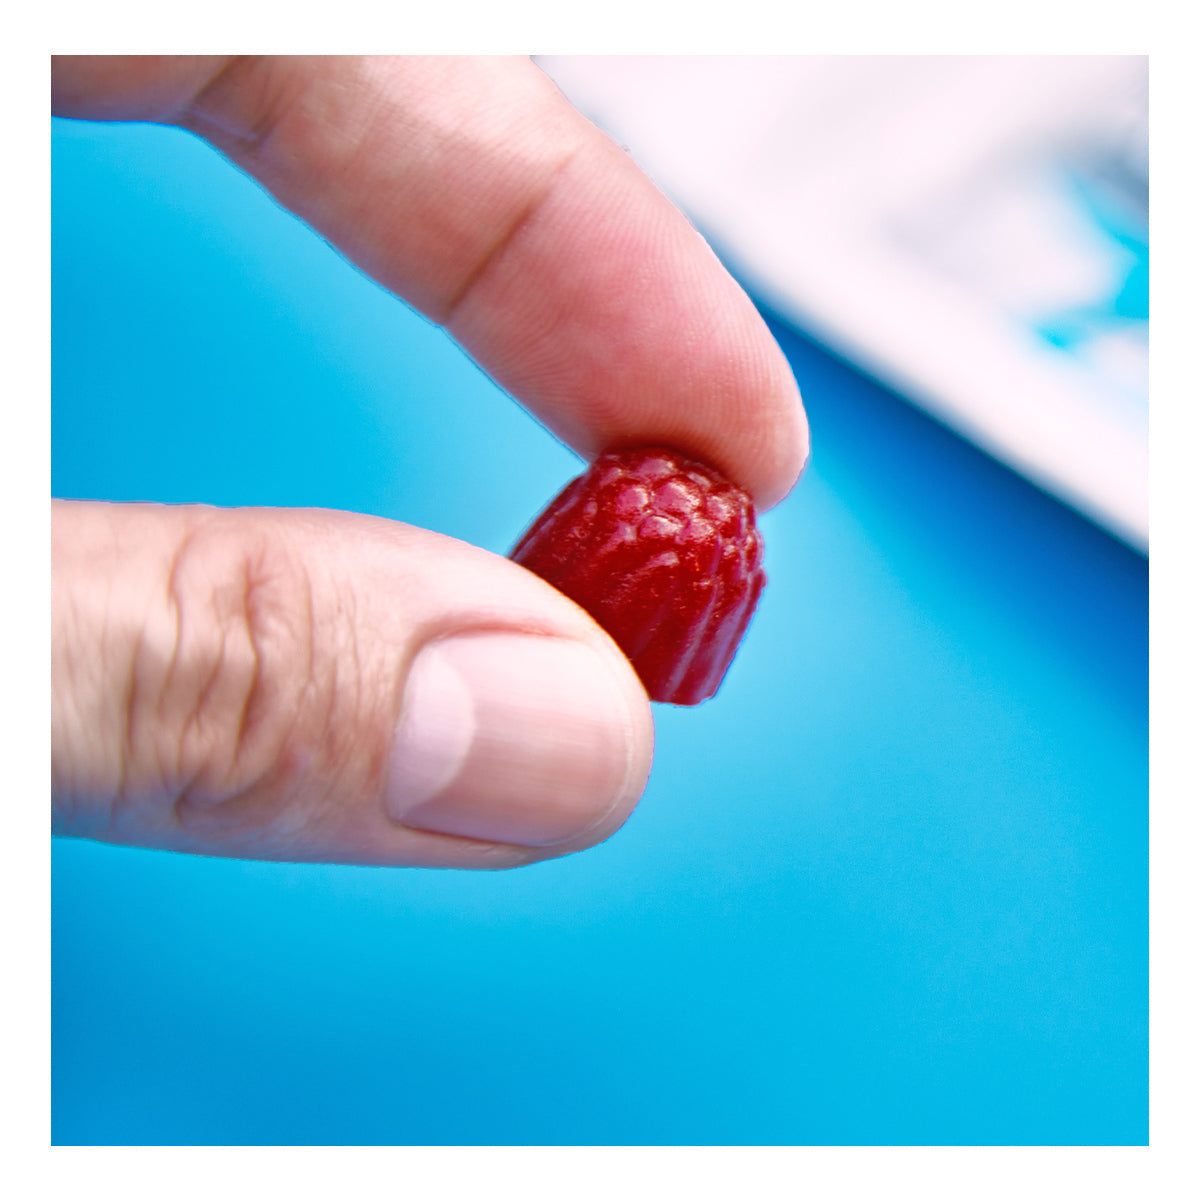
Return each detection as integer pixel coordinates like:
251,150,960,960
385,633,642,847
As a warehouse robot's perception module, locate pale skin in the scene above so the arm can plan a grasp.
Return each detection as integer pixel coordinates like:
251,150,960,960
51,56,810,869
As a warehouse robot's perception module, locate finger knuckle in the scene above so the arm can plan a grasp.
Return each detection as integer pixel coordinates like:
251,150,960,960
135,514,327,820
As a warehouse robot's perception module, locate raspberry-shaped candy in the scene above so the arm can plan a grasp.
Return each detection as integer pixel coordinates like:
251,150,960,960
511,446,766,705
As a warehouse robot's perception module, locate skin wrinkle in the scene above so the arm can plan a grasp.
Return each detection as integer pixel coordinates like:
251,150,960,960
248,541,370,846
270,567,384,852
174,554,238,812
438,139,584,329
162,522,288,824
141,520,355,849
159,518,201,809
300,563,340,799
167,524,385,845
181,56,295,154
222,539,309,814
83,580,120,835
163,56,238,126
227,549,264,781
115,583,140,829
166,522,224,819
164,519,237,813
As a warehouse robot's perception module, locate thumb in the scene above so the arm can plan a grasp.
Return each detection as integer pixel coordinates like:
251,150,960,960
51,500,653,868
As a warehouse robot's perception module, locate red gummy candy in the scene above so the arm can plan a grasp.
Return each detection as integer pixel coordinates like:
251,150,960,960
511,446,766,705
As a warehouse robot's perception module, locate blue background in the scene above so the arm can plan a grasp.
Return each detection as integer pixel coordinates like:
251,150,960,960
52,118,1147,1145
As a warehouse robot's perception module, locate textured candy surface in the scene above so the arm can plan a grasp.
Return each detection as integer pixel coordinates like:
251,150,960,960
511,446,766,705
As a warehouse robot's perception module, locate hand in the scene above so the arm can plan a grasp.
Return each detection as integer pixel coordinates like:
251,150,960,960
51,55,809,868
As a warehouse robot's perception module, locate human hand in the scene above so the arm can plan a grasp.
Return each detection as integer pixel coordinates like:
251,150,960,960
51,55,809,868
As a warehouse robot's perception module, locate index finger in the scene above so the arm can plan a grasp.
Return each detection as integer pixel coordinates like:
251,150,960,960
52,55,809,509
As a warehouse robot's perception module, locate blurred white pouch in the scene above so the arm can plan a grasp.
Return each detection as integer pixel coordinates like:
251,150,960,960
539,55,1149,552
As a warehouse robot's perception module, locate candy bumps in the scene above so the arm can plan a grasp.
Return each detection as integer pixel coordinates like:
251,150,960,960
511,447,766,705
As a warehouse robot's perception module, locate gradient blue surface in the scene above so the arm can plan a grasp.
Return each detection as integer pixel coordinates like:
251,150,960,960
52,118,1148,1145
